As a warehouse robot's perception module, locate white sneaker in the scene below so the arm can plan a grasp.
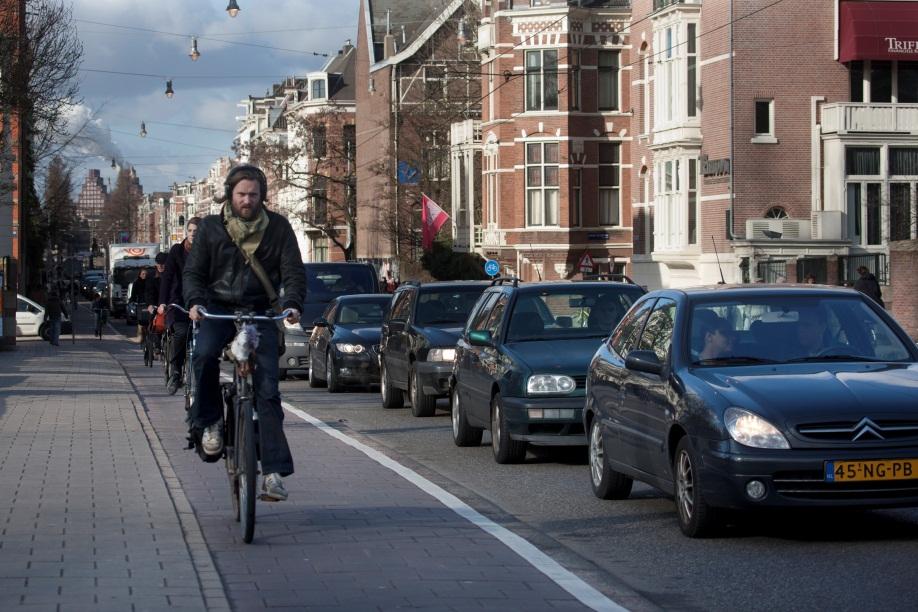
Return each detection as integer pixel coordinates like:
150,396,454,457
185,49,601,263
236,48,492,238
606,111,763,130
201,422,223,456
261,473,288,501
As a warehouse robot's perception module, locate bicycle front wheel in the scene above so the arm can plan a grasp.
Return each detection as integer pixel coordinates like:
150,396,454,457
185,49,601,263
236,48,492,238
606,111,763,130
238,397,257,544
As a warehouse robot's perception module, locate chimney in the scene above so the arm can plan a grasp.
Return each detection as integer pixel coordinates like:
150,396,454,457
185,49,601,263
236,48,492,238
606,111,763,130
383,10,397,59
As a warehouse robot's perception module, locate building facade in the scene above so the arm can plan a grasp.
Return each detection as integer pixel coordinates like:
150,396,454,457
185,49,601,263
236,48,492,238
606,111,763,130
75,169,109,243
630,0,918,300
467,0,633,281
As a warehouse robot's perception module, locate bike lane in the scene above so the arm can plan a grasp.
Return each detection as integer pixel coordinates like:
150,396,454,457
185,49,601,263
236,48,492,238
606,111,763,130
122,341,639,610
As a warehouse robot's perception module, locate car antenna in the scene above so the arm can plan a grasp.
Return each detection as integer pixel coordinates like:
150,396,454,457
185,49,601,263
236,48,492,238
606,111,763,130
529,243,542,280
712,235,726,284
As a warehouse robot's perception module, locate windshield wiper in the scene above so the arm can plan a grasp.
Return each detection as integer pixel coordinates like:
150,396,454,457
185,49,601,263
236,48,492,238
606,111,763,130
694,356,779,365
786,354,880,363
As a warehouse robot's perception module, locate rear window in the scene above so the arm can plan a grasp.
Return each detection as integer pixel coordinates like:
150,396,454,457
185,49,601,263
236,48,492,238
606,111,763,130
415,287,487,326
305,265,376,303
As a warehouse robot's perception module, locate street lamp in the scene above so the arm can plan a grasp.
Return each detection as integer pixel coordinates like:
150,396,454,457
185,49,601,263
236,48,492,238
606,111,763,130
165,79,174,98
189,37,200,61
226,0,240,18
140,121,147,137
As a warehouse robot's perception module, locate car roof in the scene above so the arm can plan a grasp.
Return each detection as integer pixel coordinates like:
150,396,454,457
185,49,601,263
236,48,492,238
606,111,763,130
651,284,863,300
335,293,391,302
513,280,644,293
403,281,491,292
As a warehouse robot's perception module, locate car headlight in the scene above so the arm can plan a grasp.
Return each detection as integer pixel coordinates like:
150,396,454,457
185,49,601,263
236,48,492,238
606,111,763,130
724,407,790,449
335,343,365,354
427,348,456,362
527,374,576,395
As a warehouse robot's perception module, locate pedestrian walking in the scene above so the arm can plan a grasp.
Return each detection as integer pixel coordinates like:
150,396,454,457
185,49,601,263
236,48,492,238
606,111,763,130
45,290,68,346
853,265,884,307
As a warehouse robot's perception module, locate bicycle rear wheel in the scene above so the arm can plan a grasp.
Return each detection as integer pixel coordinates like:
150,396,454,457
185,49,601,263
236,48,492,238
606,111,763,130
224,393,239,522
238,396,257,543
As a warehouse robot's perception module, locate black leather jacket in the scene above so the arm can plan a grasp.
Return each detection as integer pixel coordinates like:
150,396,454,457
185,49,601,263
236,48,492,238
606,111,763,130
183,208,306,313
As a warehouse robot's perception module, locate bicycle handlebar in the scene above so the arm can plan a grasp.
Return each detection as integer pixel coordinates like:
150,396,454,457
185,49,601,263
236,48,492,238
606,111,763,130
168,304,295,322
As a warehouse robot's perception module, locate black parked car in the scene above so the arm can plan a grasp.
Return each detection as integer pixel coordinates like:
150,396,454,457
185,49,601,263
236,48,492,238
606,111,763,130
451,278,645,463
380,281,490,416
584,285,918,537
307,294,392,392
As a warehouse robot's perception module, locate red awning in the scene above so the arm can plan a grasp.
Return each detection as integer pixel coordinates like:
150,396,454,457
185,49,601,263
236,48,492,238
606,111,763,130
839,1,918,63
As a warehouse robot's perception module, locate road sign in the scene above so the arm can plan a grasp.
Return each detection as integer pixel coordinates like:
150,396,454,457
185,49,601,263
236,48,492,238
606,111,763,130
587,232,609,241
484,259,500,277
578,252,594,274
397,161,420,185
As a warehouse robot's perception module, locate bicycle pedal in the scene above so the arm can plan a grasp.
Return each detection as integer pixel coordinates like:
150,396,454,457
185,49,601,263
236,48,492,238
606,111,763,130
258,494,282,502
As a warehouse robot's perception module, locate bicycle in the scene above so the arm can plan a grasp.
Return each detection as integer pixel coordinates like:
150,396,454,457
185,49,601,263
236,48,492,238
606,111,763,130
171,304,293,544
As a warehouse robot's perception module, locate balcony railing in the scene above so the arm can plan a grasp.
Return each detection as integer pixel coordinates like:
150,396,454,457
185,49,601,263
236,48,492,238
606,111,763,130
822,103,918,135
653,0,700,11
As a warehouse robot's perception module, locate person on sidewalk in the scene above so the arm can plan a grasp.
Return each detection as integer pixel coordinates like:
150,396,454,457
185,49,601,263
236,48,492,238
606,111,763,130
853,265,884,308
183,164,306,501
45,290,68,346
158,217,200,395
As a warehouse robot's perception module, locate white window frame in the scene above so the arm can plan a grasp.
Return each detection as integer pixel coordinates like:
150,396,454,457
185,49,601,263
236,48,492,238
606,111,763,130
598,143,621,227
597,49,620,112
525,49,559,112
525,141,560,227
751,99,778,144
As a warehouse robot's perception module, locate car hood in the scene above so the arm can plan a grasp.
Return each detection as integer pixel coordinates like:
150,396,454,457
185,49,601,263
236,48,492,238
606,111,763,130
505,337,604,375
334,326,382,344
417,326,464,347
690,363,918,426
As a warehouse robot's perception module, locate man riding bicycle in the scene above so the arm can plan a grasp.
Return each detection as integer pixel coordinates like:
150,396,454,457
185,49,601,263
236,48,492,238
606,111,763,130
159,216,201,394
183,164,306,501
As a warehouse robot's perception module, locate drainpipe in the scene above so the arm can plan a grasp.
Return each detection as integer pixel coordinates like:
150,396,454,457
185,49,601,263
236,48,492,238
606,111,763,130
728,0,737,241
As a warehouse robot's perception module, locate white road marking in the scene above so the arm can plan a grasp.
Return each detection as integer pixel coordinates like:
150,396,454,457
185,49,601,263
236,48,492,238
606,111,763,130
281,400,628,612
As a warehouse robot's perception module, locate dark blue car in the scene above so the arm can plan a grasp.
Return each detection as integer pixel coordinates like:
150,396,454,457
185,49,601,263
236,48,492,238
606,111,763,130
451,279,645,463
584,285,918,537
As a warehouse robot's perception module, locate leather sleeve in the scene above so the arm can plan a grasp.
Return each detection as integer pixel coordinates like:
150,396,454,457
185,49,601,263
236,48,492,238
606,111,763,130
278,218,306,312
183,220,212,308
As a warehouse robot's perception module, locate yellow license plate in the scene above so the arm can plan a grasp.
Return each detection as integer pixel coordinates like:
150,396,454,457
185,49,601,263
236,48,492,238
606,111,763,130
825,459,918,482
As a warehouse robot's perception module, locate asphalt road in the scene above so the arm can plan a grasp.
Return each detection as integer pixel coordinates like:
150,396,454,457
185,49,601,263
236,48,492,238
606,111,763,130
114,316,918,611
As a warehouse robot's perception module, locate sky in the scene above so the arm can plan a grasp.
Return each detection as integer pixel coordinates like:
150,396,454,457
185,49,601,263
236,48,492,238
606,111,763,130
65,0,360,194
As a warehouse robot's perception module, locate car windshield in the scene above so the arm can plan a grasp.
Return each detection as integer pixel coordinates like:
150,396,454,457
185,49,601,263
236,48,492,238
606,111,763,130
306,266,376,303
335,299,390,326
689,296,913,365
415,288,486,326
507,286,644,342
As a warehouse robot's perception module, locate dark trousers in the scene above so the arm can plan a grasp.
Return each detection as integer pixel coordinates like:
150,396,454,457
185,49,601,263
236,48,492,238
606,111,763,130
191,315,294,476
169,321,190,381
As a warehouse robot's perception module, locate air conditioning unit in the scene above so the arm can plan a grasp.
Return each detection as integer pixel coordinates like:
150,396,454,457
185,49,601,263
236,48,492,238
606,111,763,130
811,211,845,240
746,219,812,240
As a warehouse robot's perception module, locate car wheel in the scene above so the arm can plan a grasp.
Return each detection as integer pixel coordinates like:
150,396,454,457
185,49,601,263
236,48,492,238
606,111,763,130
451,385,482,447
380,359,403,409
490,393,527,464
674,437,721,538
588,417,633,500
409,367,437,417
326,352,341,393
307,352,325,388
39,323,50,341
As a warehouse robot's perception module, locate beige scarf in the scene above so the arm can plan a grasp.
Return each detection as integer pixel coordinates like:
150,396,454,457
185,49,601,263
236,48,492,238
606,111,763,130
223,200,269,259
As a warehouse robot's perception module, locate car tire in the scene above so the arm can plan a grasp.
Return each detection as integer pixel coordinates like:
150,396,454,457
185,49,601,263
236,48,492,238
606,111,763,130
409,367,437,417
588,416,633,500
380,359,403,409
307,352,325,388
674,437,721,538
491,393,527,464
451,385,483,447
39,323,50,342
326,352,341,393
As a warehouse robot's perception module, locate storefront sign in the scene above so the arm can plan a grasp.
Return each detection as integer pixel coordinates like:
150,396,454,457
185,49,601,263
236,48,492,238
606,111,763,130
840,1,918,62
700,154,731,178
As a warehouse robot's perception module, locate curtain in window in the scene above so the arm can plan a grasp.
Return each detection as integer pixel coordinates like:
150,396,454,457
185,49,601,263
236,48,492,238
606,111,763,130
889,148,918,175
889,183,912,241
845,147,880,175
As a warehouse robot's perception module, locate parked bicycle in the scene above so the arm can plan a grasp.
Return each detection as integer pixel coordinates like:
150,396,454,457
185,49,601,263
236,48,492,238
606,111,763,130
171,304,293,543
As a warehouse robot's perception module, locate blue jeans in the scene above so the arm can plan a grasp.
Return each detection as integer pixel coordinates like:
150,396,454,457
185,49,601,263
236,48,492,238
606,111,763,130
49,319,61,346
190,311,293,476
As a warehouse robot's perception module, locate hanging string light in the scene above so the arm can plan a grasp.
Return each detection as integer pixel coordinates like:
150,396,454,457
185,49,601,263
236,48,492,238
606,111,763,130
140,121,147,137
226,0,240,18
189,37,200,61
165,79,174,98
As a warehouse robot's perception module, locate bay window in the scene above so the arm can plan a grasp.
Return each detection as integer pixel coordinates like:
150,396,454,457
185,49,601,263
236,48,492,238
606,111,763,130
526,50,559,111
526,142,560,226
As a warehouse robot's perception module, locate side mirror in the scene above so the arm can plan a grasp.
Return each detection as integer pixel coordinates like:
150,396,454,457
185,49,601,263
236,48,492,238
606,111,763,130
468,330,494,347
313,318,328,328
625,350,664,376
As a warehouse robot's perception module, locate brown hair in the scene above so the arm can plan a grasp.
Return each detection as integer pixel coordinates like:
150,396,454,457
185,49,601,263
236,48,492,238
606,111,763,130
187,216,202,228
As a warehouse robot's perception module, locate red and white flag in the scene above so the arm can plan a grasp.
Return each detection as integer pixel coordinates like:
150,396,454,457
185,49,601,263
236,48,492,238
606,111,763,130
421,193,449,251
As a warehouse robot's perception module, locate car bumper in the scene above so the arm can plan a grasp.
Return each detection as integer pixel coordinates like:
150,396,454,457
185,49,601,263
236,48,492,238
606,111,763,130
335,352,381,385
279,340,309,372
700,441,918,509
415,361,452,397
500,396,587,446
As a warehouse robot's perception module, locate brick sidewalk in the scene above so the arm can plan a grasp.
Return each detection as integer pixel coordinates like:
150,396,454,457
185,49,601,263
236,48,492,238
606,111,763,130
1,304,622,611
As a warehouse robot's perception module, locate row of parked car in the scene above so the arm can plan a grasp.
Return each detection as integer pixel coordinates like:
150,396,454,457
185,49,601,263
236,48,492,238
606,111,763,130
290,263,918,537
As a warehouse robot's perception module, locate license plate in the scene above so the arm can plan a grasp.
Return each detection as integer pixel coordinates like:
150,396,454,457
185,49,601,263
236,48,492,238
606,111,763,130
825,459,918,482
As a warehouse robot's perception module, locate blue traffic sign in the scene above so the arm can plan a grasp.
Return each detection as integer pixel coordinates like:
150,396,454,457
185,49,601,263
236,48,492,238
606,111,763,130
484,259,500,277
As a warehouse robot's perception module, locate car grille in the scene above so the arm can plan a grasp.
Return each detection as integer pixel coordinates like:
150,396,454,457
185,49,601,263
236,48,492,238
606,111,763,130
573,375,587,389
772,470,918,500
296,356,309,367
796,419,918,443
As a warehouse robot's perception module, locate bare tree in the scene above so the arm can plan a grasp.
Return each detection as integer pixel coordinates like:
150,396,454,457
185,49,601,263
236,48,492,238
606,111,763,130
242,106,358,260
42,154,74,248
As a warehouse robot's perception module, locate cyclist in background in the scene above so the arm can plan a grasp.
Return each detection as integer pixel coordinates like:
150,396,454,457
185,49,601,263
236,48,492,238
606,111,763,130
159,217,201,395
183,164,305,501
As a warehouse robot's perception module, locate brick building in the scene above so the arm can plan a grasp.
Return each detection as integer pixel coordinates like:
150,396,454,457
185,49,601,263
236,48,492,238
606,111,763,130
355,0,481,269
75,169,109,245
630,0,918,298
463,0,633,281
